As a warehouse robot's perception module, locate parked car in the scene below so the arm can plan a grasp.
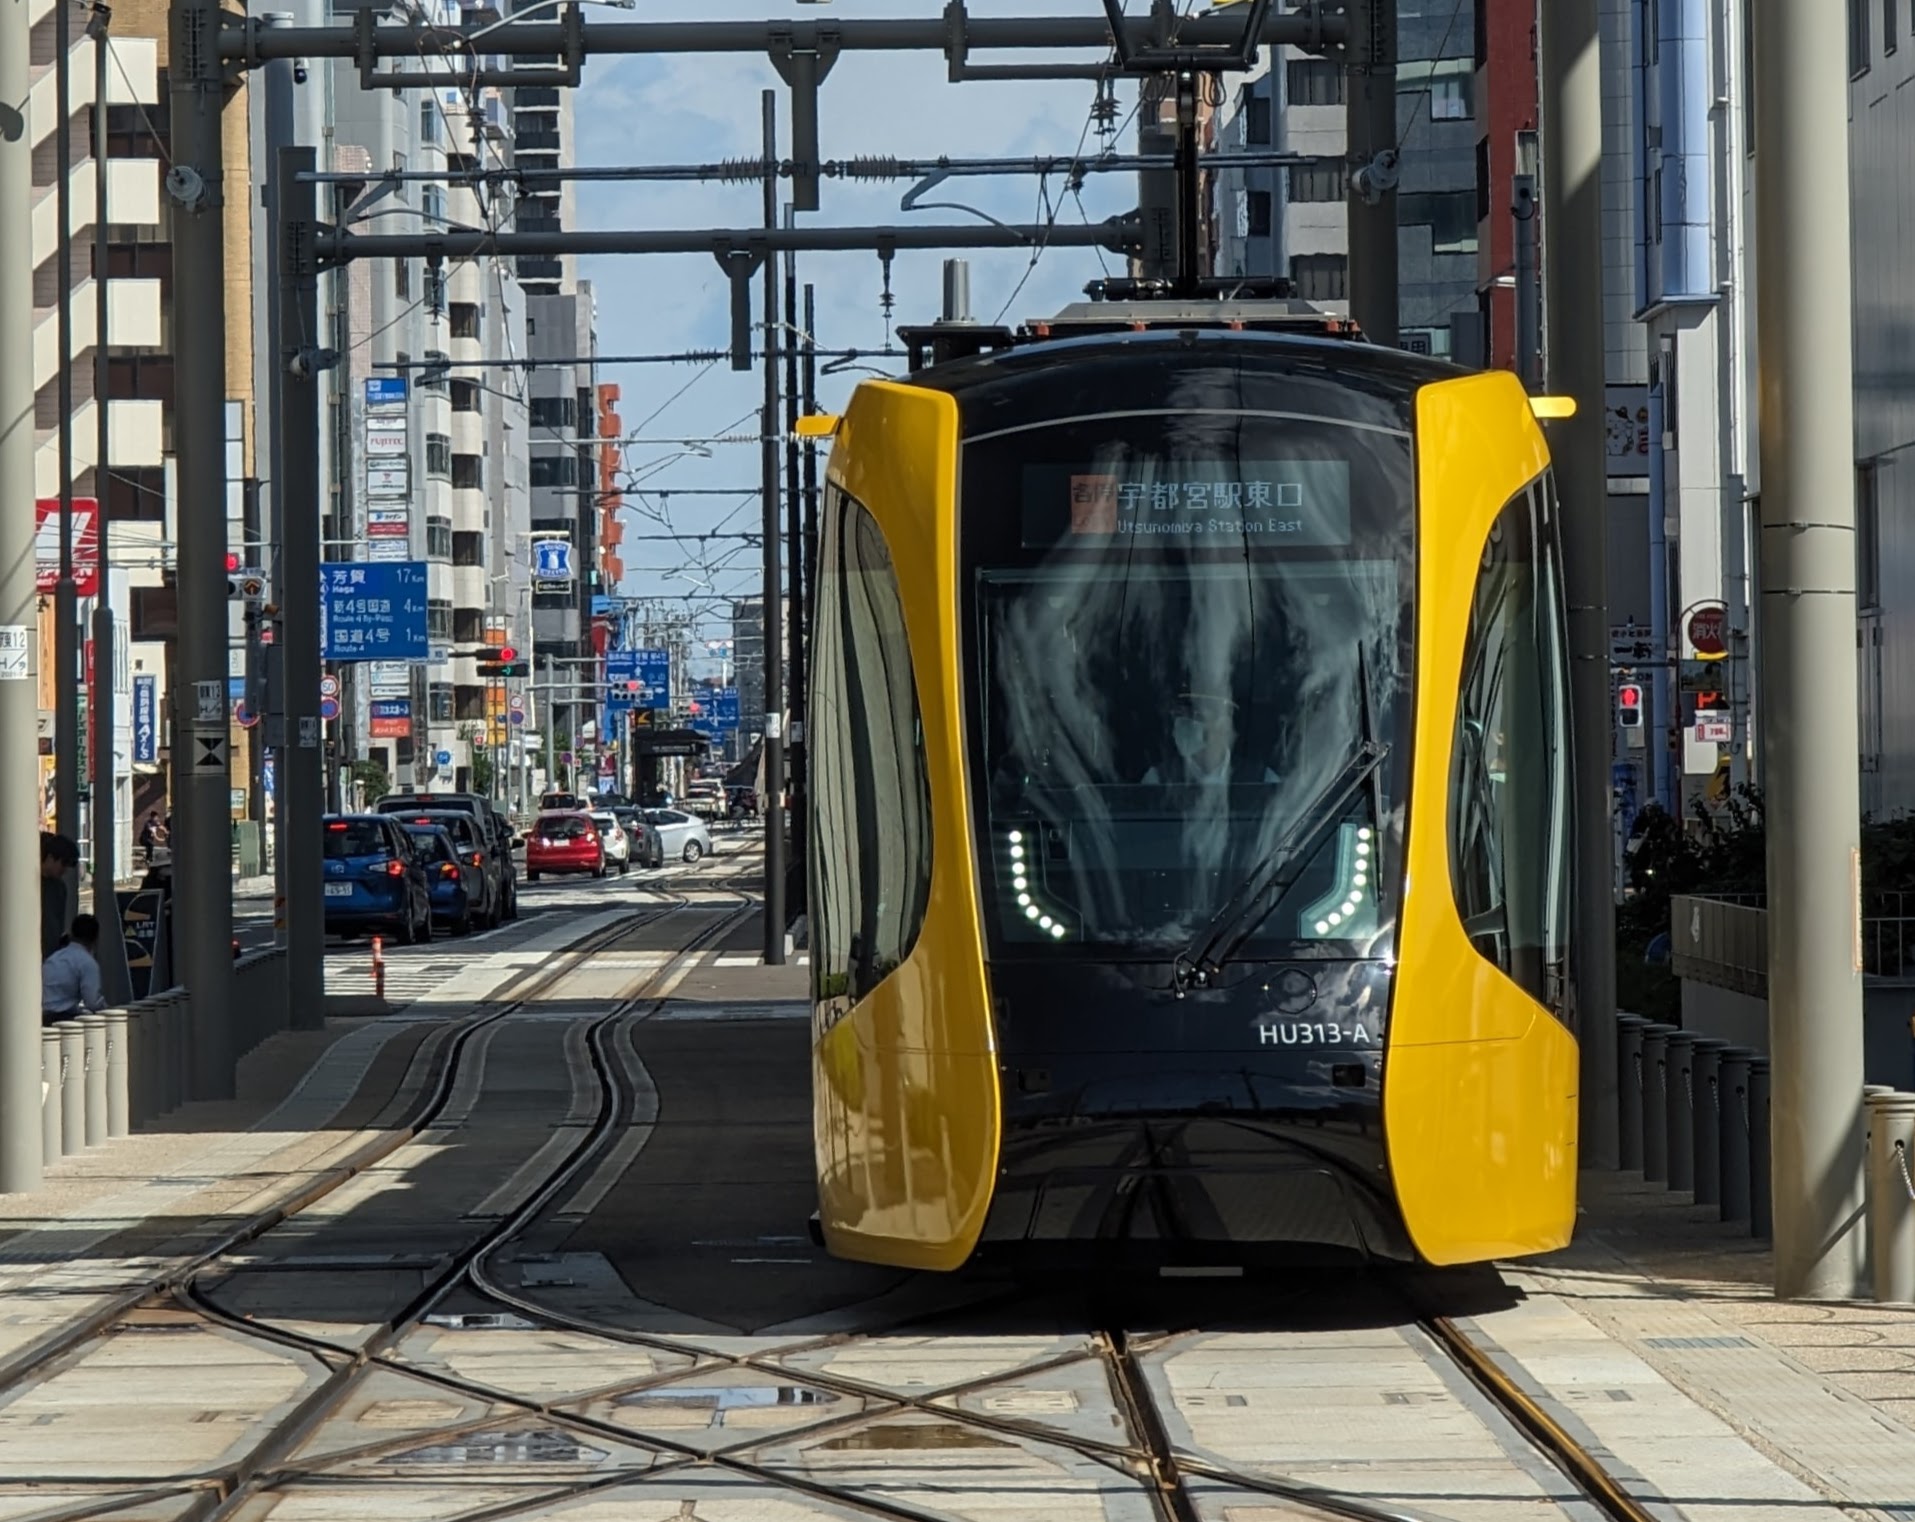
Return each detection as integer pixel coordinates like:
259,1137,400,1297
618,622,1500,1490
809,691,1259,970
391,810,503,928
644,807,714,864
589,810,633,874
323,814,432,942
614,806,663,868
525,811,606,881
401,823,484,935
375,792,519,921
489,810,521,918
540,791,585,812
683,780,724,819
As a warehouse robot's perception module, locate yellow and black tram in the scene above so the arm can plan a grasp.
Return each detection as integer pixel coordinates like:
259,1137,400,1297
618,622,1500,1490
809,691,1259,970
804,298,1579,1271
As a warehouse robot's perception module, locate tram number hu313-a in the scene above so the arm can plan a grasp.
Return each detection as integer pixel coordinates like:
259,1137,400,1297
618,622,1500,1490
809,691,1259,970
1257,1021,1379,1047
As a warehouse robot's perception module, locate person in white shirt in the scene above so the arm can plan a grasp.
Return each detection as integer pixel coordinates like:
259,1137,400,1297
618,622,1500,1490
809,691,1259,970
42,914,106,1025
1141,692,1280,787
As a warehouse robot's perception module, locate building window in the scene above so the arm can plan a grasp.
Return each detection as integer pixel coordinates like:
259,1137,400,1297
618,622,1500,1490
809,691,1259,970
429,683,455,722
1851,0,1870,74
427,599,454,642
1449,473,1572,1018
1289,253,1348,302
454,608,485,643
426,433,452,479
452,454,484,491
450,303,481,341
1430,72,1472,120
453,530,486,568
426,516,454,560
1886,0,1898,53
1288,161,1347,203
1244,92,1272,146
810,484,934,1006
421,350,449,392
1285,57,1346,107
420,98,440,145
1399,58,1474,121
1400,190,1480,254
1245,190,1273,238
394,258,410,301
451,379,481,413
529,395,575,432
1477,136,1492,221
529,453,576,488
422,183,447,227
1858,462,1882,611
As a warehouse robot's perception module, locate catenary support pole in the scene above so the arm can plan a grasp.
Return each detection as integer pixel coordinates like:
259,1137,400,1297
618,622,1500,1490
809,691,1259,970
261,13,294,939
56,0,80,925
1752,0,1866,1300
760,91,787,966
169,0,237,1098
802,283,819,641
279,148,325,1034
783,222,806,922
0,0,47,1192
1345,0,1398,347
1539,0,1618,1170
92,14,130,1006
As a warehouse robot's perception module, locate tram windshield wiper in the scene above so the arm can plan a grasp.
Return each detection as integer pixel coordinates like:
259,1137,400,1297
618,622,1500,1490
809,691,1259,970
1171,739,1391,995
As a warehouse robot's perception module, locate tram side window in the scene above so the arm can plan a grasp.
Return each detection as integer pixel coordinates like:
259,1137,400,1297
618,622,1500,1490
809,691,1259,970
1448,475,1572,1015
810,485,933,1005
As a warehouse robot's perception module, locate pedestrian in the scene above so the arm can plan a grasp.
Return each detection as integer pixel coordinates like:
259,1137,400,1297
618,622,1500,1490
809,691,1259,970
42,913,106,1025
40,831,78,960
139,811,164,866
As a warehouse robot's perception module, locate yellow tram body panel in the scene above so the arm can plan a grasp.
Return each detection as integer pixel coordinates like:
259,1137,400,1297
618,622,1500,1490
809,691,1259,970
1384,371,1580,1265
811,380,1001,1271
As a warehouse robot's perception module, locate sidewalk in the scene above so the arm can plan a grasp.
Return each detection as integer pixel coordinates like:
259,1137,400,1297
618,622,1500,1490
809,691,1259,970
1454,1170,1915,1517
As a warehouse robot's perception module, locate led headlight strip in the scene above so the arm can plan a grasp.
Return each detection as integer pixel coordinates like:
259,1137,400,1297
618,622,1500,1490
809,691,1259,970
1007,830,1068,940
1311,825,1373,937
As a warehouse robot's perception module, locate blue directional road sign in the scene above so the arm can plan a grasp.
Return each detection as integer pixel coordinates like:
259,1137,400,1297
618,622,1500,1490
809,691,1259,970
321,561,429,662
364,376,409,410
605,648,670,713
133,675,157,764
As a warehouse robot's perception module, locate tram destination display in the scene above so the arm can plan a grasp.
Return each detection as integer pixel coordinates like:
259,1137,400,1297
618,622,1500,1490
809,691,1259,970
1022,460,1352,548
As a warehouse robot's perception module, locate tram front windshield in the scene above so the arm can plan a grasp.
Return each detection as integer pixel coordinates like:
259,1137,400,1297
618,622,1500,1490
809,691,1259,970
963,405,1414,961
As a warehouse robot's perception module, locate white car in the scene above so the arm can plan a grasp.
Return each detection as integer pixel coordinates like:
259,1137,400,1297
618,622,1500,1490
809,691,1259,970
645,808,714,864
589,811,633,874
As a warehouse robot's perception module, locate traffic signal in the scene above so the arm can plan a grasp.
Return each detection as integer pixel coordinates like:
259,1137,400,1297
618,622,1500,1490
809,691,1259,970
478,656,528,678
1618,682,1644,728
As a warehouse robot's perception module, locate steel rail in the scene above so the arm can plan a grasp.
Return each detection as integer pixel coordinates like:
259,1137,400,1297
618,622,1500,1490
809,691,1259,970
189,875,762,1521
0,894,686,1395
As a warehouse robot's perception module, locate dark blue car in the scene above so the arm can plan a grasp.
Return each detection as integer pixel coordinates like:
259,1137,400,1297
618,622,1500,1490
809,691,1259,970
323,814,432,943
404,824,484,935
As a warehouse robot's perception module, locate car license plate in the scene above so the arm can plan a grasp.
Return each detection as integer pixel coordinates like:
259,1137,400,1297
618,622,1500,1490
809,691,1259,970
325,883,351,898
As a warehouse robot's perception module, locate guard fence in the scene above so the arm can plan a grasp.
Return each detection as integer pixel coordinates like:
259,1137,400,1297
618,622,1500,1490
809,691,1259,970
1615,1013,1915,1304
37,948,288,1170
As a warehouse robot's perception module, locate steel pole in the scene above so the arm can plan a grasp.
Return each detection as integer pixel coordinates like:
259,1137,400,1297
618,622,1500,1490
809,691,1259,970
92,17,130,1006
55,0,80,921
760,91,786,964
278,149,325,1033
783,222,806,921
169,0,237,1098
1752,0,1866,1300
0,0,46,1192
1539,0,1618,1170
261,15,294,936
802,284,819,654
1345,0,1399,346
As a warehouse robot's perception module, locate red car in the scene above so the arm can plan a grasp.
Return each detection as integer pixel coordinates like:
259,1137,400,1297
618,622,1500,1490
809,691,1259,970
525,811,606,881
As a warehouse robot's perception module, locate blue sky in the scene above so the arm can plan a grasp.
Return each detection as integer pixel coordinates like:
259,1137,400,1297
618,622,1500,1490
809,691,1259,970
570,2,1148,656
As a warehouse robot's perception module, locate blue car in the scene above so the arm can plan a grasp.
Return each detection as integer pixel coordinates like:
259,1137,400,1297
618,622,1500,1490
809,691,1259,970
323,814,432,943
404,823,484,936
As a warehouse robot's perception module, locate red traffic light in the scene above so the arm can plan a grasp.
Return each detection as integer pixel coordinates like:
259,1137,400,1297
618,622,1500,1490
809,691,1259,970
225,552,240,573
1618,682,1644,728
498,646,517,663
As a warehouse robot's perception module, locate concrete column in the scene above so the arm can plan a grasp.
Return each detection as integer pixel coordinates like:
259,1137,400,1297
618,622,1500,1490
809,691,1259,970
1752,0,1866,1300
0,0,46,1191
1540,0,1620,1169
169,0,237,1097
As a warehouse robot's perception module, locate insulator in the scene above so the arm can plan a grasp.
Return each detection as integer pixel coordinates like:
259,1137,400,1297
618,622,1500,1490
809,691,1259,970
714,157,775,183
835,157,904,181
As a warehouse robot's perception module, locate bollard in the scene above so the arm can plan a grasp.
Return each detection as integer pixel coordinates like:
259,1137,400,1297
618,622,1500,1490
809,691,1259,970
1717,1047,1756,1224
1866,1091,1915,1304
1665,1032,1698,1193
1865,1084,1897,1292
1642,1024,1675,1183
40,1028,62,1167
164,994,187,1112
1617,1014,1647,1171
1690,1039,1728,1207
1749,1055,1773,1239
81,1015,108,1149
372,936,386,1002
105,1010,129,1138
59,1022,85,1157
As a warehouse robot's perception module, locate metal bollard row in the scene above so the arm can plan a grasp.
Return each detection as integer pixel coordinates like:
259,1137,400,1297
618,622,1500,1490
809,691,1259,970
39,988,204,1169
1616,1015,1772,1239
